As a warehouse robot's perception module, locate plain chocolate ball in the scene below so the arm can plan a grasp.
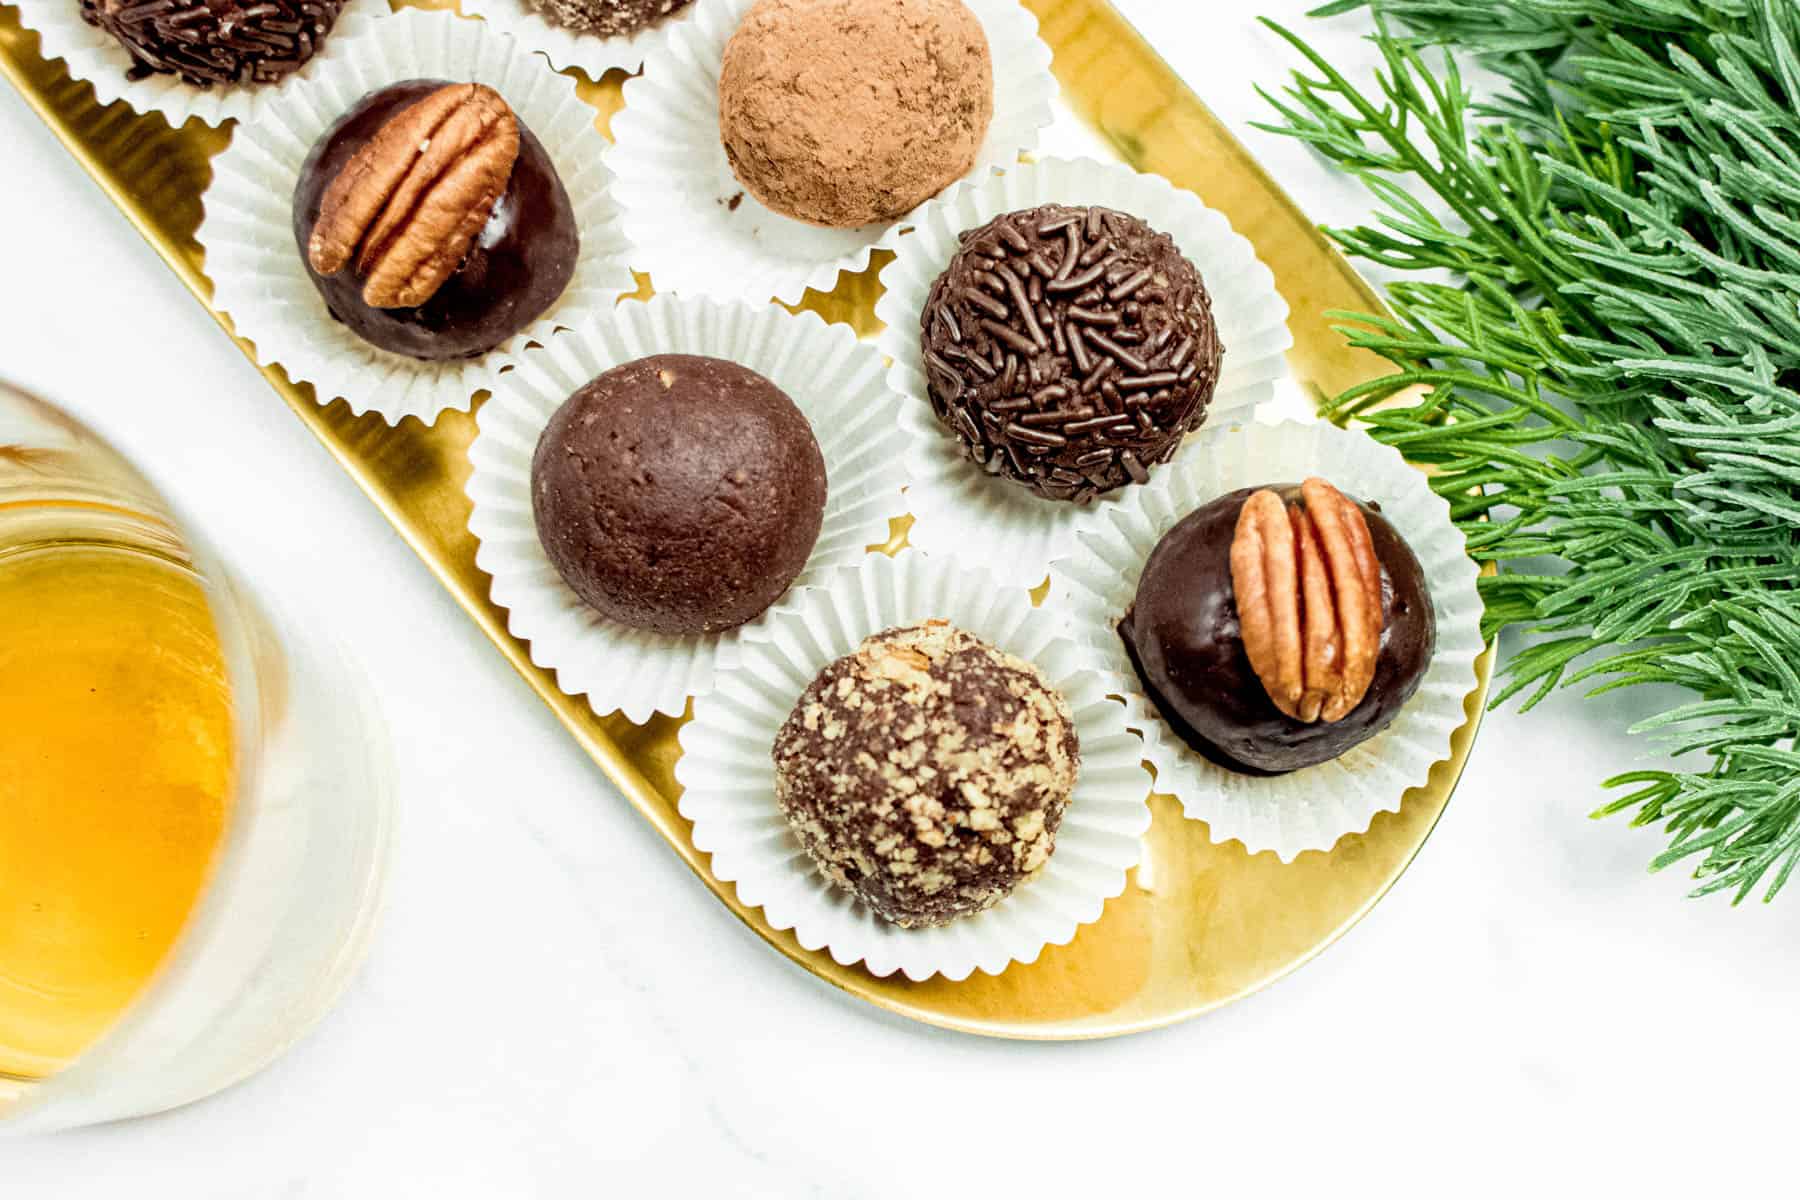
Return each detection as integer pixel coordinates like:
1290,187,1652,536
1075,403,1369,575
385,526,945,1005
531,354,827,636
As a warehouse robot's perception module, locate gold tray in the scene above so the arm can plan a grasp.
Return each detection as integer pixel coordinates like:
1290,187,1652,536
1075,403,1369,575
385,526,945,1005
0,0,1493,1039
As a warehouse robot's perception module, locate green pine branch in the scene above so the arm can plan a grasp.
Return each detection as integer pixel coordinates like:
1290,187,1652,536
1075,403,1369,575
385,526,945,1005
1257,0,1800,900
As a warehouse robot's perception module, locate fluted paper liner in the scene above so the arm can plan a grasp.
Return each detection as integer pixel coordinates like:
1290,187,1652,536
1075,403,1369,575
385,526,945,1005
466,294,908,723
460,0,695,78
604,0,1056,305
676,550,1152,982
198,9,634,423
1049,420,1485,862
874,157,1295,587
12,0,378,127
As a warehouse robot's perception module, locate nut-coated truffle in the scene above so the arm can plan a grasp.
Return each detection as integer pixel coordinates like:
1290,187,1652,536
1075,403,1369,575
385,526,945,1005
80,0,344,88
921,204,1224,502
718,0,993,229
523,0,695,37
293,80,579,361
531,354,828,636
773,621,1080,928
1120,482,1436,775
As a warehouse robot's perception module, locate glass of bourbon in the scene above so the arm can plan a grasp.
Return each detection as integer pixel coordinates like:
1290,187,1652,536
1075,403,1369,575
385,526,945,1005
0,382,394,1132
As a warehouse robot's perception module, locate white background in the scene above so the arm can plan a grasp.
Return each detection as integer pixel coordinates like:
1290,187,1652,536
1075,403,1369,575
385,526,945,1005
5,2,1798,1194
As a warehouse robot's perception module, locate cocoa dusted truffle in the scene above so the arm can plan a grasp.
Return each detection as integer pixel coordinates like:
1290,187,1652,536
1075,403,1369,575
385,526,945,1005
80,0,344,88
718,0,993,229
921,204,1224,502
293,80,579,361
531,354,827,636
523,0,694,37
1120,478,1436,775
773,621,1080,928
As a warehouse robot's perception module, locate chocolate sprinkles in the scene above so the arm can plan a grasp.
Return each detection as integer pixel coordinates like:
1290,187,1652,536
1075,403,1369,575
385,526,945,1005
80,0,345,88
919,204,1225,503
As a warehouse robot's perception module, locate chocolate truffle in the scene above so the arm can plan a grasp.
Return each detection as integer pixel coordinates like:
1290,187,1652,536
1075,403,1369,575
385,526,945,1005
1120,478,1436,775
80,0,343,88
718,0,993,229
293,80,579,362
531,354,827,636
523,0,694,36
773,621,1080,928
921,205,1224,502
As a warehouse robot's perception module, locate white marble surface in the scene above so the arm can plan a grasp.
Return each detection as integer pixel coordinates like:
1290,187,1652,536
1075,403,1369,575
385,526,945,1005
4,3,1798,1193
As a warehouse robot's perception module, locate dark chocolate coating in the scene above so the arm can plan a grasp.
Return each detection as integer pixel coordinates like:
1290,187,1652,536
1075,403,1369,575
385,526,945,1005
81,0,343,88
530,354,827,636
1120,485,1436,775
920,204,1223,503
292,79,579,362
773,622,1080,928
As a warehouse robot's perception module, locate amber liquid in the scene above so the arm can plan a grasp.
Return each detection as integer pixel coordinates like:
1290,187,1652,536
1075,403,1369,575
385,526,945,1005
0,543,235,1080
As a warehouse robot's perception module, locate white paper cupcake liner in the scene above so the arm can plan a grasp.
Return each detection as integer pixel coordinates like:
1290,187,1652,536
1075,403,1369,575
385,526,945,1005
605,0,1056,305
1049,419,1485,862
460,0,699,78
13,0,378,127
675,549,1152,982
874,157,1295,588
197,9,635,423
466,294,909,722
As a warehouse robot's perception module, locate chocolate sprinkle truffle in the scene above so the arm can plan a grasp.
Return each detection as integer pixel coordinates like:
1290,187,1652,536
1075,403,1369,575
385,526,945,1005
921,204,1224,502
531,354,827,636
718,0,993,229
522,0,695,37
293,80,579,362
80,0,344,88
773,621,1080,928
1120,479,1436,776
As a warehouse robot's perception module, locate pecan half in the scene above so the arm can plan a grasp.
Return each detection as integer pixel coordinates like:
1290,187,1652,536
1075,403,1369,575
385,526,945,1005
307,83,519,310
1230,477,1383,723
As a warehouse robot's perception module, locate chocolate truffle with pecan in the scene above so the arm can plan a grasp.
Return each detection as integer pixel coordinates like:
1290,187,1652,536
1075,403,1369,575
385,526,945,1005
921,204,1223,503
773,621,1080,928
81,0,344,88
719,0,993,229
293,80,579,361
531,354,827,636
523,0,695,37
1120,478,1436,775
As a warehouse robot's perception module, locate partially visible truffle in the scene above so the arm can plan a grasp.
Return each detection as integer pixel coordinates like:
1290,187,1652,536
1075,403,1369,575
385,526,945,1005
80,0,344,88
522,0,695,37
1120,482,1437,775
773,621,1080,928
718,0,994,229
531,353,827,636
921,204,1224,502
293,80,580,362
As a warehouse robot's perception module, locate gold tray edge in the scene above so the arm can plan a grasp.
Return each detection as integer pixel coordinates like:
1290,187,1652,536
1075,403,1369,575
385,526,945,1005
1,1,1497,1040
0,41,707,990
855,641,1496,1039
